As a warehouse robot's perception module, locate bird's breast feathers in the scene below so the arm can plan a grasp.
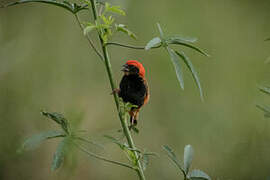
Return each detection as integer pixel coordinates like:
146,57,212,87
119,75,149,108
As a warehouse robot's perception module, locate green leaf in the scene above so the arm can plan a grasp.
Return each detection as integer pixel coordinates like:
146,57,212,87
41,111,69,134
125,149,137,166
84,25,96,35
265,37,270,41
264,56,270,64
130,126,139,134
104,135,125,150
104,2,126,16
145,37,161,50
188,169,211,180
4,0,88,14
122,101,138,112
143,151,159,157
100,15,114,25
259,86,270,95
183,144,194,174
51,137,70,171
163,145,185,174
167,47,184,90
141,151,158,171
175,50,204,101
141,154,149,171
157,23,164,39
256,104,270,113
168,35,197,43
168,40,209,57
19,130,65,152
256,104,270,118
115,24,137,40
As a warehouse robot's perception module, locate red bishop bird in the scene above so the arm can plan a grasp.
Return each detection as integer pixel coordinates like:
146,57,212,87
117,60,149,128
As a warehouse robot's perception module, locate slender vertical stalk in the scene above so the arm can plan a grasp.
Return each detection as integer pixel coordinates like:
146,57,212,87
89,0,146,179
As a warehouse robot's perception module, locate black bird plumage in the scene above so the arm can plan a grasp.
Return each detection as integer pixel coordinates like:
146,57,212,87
119,74,147,109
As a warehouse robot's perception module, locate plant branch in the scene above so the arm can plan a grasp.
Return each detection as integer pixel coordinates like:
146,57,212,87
74,13,104,61
88,0,146,179
72,136,104,149
74,142,136,170
105,42,161,50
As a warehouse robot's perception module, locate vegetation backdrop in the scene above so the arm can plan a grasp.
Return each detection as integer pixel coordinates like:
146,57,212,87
1,0,270,179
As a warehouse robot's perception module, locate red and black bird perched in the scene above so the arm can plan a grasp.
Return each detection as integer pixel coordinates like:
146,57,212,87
117,60,149,127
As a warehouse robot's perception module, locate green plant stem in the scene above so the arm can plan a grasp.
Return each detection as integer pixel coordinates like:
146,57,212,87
106,42,161,50
89,0,146,179
74,13,104,61
74,142,136,170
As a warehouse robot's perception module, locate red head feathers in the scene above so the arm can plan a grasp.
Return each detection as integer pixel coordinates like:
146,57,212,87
125,60,145,77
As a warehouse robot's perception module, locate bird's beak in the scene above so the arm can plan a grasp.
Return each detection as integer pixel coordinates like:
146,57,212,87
121,64,129,72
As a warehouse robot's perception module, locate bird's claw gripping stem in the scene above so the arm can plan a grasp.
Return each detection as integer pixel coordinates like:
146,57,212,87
111,88,120,95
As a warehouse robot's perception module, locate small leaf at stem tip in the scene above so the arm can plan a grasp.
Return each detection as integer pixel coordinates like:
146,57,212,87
104,2,126,16
175,50,204,101
156,23,164,39
84,25,96,35
167,47,184,90
188,169,211,180
183,144,194,174
51,137,71,171
145,37,161,50
115,24,137,39
18,130,65,153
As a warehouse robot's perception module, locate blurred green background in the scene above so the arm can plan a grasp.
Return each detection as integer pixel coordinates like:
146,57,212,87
1,0,270,179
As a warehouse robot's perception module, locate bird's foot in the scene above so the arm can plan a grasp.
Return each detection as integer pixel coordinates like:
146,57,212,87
111,88,120,95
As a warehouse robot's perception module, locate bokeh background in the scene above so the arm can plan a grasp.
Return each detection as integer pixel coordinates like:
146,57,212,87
1,0,270,179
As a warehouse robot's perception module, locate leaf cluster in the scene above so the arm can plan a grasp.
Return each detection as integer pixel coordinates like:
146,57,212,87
104,135,157,171
83,2,136,43
18,110,101,171
146,23,209,101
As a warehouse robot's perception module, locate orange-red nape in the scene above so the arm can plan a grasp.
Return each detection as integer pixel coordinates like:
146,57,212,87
125,60,145,77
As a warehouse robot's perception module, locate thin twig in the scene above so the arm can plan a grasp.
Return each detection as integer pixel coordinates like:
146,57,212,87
105,42,161,50
72,136,104,149
74,142,136,170
74,13,104,61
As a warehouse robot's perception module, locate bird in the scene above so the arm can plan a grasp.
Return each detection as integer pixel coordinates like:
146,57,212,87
116,60,149,129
